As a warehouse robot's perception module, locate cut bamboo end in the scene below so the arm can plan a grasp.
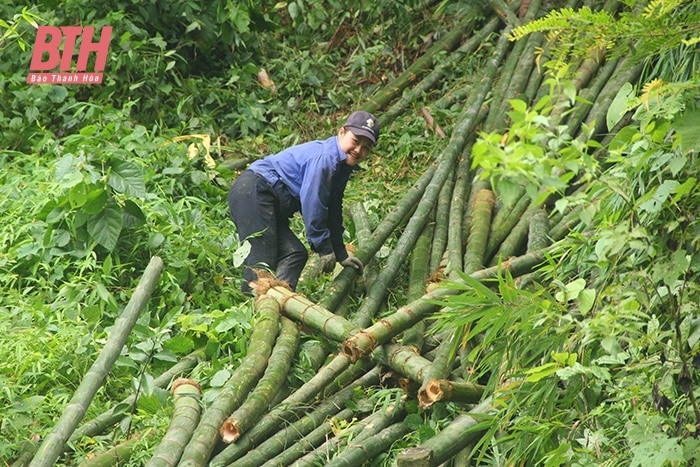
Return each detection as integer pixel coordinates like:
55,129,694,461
219,418,241,444
170,377,201,395
341,331,376,363
250,269,291,298
418,379,446,410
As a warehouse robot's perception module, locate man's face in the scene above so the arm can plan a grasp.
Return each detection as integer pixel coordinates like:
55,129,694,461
338,128,374,166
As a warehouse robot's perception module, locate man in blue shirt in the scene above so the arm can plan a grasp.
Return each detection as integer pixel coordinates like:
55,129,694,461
228,110,380,294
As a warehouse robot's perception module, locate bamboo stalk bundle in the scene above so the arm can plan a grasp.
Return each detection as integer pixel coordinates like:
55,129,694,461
145,379,202,467
218,368,382,467
364,10,484,116
220,317,300,443
324,421,412,467
29,256,164,467
397,397,494,466
177,295,281,466
484,189,530,260
342,247,552,361
207,353,365,465
381,15,503,126
260,407,356,467
292,399,406,467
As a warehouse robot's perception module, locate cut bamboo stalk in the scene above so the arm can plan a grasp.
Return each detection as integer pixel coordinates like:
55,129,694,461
401,221,434,351
417,337,456,409
177,295,280,467
29,256,164,467
145,378,202,467
265,286,360,342
220,317,299,443
463,188,495,274
445,144,473,277
485,189,530,261
422,379,485,407
77,435,143,467
429,173,453,274
372,343,432,383
73,350,202,440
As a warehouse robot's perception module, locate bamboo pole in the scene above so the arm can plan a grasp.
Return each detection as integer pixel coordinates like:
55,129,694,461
265,286,360,342
177,295,280,466
429,173,453,273
463,188,495,274
422,379,485,406
445,144,473,277
77,435,142,467
325,421,412,467
401,221,434,351
220,317,300,443
29,256,164,467
145,379,202,467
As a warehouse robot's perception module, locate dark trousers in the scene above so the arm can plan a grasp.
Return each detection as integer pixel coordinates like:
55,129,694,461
228,170,308,294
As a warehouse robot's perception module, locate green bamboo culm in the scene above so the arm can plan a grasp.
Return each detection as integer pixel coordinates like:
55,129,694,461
463,188,495,274
220,316,300,443
178,295,281,467
145,379,202,467
29,256,164,467
266,286,360,342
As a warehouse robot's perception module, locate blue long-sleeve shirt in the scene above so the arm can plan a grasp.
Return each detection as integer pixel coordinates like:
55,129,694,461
249,135,358,260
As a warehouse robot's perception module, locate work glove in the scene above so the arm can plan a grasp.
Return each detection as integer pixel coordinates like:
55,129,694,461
340,256,363,274
320,253,336,273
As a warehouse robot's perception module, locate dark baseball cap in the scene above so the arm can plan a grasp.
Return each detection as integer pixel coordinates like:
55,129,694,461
344,111,380,145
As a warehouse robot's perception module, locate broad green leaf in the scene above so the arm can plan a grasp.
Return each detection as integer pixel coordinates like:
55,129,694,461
87,201,123,251
607,82,634,131
210,369,231,387
578,288,596,315
68,182,88,208
122,200,146,228
672,108,700,152
108,158,147,198
83,187,109,215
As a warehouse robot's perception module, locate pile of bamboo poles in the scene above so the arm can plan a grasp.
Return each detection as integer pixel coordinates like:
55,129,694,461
14,0,646,465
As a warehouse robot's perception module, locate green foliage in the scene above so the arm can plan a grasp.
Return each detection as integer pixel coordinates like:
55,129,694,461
510,0,700,72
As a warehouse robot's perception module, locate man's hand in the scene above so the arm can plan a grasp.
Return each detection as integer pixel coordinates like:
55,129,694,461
320,253,336,273
340,256,363,274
